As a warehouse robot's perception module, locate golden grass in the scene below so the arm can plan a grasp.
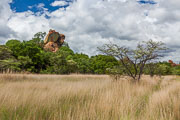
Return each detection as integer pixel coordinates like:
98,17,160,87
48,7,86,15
0,74,179,120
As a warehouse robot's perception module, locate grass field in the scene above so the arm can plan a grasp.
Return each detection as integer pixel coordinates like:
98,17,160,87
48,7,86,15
0,74,180,120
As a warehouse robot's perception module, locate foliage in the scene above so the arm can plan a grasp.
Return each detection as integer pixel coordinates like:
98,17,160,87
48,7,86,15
0,45,14,60
106,65,124,81
2,33,180,76
98,40,167,82
31,32,46,48
144,62,172,77
171,66,180,75
5,40,21,58
5,39,47,72
0,45,20,71
0,59,21,71
72,53,91,73
17,56,33,71
43,46,76,74
90,55,118,74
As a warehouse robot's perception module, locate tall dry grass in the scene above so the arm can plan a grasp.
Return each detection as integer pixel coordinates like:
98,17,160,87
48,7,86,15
0,74,179,120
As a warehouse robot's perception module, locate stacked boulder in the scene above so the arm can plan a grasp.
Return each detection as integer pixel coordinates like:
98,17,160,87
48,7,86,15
44,29,65,52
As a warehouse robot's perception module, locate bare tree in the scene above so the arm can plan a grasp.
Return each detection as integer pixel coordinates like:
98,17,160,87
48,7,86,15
98,40,167,82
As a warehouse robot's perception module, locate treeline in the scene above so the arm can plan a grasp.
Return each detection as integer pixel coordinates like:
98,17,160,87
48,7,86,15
0,33,118,74
144,62,180,76
0,33,180,75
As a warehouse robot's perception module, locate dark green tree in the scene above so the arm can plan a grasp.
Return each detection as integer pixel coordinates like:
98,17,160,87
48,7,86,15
90,55,118,74
72,53,91,73
5,40,21,58
0,45,14,60
0,45,20,71
6,39,47,73
171,66,180,75
45,46,77,74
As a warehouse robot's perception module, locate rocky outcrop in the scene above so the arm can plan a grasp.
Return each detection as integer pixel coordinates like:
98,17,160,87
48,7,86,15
169,60,180,67
43,29,65,52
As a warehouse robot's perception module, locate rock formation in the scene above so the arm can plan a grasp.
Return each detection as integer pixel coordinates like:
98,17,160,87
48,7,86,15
44,29,65,52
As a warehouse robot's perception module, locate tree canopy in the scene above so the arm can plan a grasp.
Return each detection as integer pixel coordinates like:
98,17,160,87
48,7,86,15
1,33,180,78
98,40,167,82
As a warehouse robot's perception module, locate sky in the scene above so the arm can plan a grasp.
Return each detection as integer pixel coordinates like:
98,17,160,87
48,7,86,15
0,0,180,62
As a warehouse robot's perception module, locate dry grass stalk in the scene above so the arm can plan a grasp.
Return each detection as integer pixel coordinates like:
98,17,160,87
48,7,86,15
0,74,179,120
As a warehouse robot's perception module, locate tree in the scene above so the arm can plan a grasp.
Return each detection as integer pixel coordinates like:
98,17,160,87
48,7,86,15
98,40,167,82
144,62,158,77
44,46,77,74
171,66,180,75
5,40,21,58
72,53,91,74
0,45,20,72
106,65,124,81
31,32,46,48
6,39,47,73
145,62,172,77
34,32,46,40
0,45,14,60
157,64,172,76
90,55,118,74
17,56,32,71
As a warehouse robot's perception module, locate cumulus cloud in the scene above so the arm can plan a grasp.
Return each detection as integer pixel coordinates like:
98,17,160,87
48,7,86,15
0,0,180,61
49,0,153,55
7,11,50,41
51,1,69,7
0,1,50,42
0,0,15,44
28,3,48,15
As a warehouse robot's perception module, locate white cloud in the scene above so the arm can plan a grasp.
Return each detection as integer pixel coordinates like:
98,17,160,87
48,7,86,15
0,1,50,42
37,3,45,8
7,11,50,41
0,0,15,44
0,0,180,61
51,1,69,7
28,3,48,13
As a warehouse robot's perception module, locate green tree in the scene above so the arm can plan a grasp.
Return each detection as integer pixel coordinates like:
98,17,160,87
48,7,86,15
144,63,158,77
0,45,14,60
144,62,172,77
45,46,77,74
6,39,47,73
0,45,20,71
58,46,74,56
90,55,118,74
98,40,167,82
30,32,46,48
18,41,46,72
72,53,91,73
156,63,172,76
171,66,180,75
5,40,21,58
17,56,32,71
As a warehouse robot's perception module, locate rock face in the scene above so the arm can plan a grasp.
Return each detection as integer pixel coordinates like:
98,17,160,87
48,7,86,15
44,29,65,52
169,60,180,67
44,42,59,52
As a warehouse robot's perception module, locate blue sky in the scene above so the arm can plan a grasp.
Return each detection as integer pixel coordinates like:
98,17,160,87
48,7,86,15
10,0,155,13
1,0,180,61
138,0,157,4
10,0,73,13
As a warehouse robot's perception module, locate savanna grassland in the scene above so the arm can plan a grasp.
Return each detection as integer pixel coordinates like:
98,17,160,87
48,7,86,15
0,74,180,120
